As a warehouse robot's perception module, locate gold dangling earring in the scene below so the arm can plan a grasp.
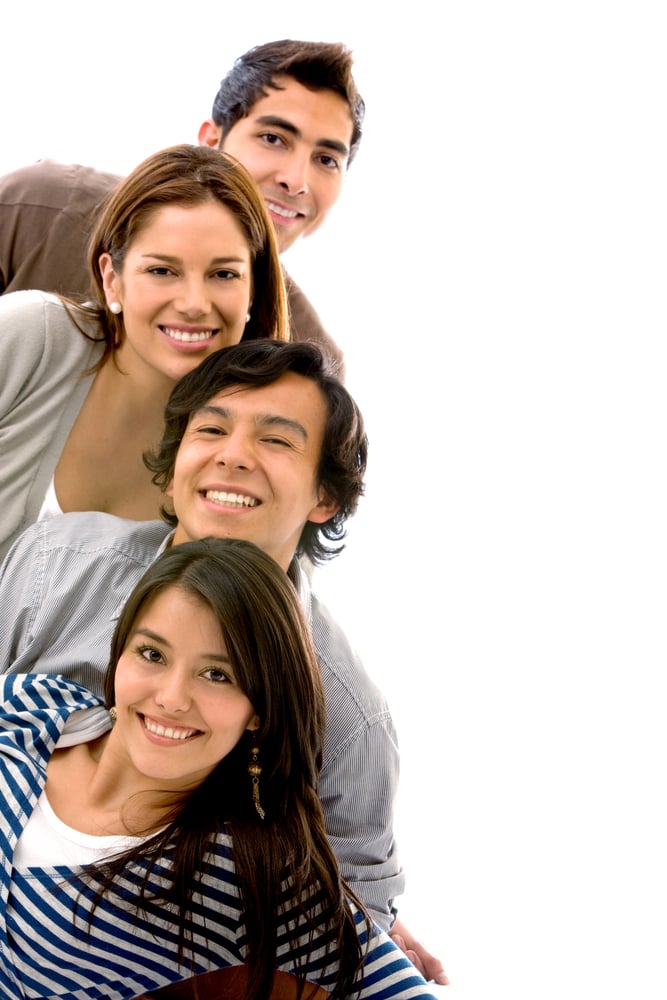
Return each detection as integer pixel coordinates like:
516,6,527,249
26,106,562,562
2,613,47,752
109,706,117,723
248,741,265,820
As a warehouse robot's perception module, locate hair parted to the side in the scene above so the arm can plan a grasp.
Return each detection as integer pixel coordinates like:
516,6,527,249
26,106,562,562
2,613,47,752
212,39,365,165
70,144,288,367
104,538,322,779
94,538,369,1000
145,340,368,566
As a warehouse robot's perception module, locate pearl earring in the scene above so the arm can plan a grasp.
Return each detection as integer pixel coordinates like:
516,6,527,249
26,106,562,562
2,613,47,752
109,302,122,315
246,312,251,323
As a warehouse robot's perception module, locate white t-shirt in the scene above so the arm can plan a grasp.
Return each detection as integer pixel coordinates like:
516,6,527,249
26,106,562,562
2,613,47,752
37,477,63,521
14,789,147,868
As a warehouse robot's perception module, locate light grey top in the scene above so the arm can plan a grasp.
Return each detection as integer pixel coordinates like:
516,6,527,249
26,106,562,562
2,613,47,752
0,290,103,560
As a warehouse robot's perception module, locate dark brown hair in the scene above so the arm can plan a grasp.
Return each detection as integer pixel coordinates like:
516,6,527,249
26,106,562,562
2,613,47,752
212,40,365,165
94,538,369,1000
145,340,367,565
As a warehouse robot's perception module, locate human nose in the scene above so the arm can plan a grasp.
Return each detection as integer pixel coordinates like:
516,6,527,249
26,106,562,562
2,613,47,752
275,149,310,196
212,428,255,471
174,275,211,318
155,669,191,714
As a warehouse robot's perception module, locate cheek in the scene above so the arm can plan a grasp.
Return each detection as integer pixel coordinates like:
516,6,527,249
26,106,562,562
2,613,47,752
175,442,214,477
114,659,145,707
168,462,189,495
220,295,249,325
208,697,257,741
122,280,163,316
318,176,344,214
170,450,193,487
242,149,275,184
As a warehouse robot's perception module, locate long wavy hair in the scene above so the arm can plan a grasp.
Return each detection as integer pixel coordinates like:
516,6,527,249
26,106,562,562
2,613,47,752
89,538,369,1000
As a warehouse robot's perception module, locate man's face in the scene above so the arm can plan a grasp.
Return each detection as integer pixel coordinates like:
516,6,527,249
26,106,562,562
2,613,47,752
167,372,339,570
201,76,354,253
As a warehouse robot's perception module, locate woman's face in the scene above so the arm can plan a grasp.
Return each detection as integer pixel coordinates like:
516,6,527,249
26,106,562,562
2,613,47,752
100,199,254,386
111,585,259,791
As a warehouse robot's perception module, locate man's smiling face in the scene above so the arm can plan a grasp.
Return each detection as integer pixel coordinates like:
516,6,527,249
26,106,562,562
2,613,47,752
167,372,339,570
213,76,354,253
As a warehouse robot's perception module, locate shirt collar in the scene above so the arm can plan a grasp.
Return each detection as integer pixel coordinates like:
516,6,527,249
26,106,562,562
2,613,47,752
288,556,312,624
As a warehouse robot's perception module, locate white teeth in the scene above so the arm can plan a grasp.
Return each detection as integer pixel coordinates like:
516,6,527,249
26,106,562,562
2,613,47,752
163,327,214,343
205,490,258,508
144,717,197,740
266,201,299,219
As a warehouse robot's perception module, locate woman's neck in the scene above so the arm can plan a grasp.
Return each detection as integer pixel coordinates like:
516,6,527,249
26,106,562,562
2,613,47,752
47,734,186,838
54,356,174,521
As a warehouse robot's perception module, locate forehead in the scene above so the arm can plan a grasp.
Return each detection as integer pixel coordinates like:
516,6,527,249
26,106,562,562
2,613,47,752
236,75,354,151
194,371,328,432
131,586,223,641
130,199,250,248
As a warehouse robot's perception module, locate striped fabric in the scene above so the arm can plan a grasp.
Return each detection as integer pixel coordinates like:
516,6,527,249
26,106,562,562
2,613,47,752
0,675,437,1000
0,512,405,929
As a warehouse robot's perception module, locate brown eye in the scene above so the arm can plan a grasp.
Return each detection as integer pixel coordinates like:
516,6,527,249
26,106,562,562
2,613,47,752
203,667,232,684
138,645,163,664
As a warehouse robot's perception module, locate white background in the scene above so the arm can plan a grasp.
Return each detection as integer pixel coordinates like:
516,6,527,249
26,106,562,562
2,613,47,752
3,3,667,997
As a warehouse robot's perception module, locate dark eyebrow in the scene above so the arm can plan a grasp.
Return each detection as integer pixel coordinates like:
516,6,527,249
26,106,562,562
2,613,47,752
133,626,231,663
193,404,309,441
141,253,247,265
254,114,349,158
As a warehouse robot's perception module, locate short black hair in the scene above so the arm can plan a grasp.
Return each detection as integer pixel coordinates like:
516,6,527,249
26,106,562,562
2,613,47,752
211,39,364,165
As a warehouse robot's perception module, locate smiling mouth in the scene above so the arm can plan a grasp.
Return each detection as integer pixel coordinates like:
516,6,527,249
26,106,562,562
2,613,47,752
141,715,200,741
204,490,259,508
266,200,302,220
161,326,218,344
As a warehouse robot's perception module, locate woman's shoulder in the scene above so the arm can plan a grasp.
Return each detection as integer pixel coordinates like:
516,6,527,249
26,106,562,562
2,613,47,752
0,673,102,713
0,288,80,330
0,289,103,362
0,288,61,317
0,675,104,767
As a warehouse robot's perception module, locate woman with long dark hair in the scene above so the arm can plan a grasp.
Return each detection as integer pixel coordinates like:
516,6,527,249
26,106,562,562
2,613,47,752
0,538,437,1000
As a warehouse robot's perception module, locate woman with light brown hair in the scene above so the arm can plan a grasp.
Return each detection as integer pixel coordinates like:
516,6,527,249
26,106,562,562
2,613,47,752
0,143,288,560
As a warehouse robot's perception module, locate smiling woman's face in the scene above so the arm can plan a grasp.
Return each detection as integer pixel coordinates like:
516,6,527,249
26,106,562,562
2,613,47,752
111,584,259,792
99,199,254,386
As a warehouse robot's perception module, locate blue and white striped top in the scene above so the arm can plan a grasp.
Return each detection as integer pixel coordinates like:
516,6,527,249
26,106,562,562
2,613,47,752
0,512,404,931
0,675,437,1000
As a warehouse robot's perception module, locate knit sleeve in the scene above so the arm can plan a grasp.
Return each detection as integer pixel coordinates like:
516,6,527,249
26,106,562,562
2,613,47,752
0,291,102,559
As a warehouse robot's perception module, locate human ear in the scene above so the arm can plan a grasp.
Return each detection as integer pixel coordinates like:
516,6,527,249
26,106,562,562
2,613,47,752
198,119,223,149
99,253,121,306
306,493,340,525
